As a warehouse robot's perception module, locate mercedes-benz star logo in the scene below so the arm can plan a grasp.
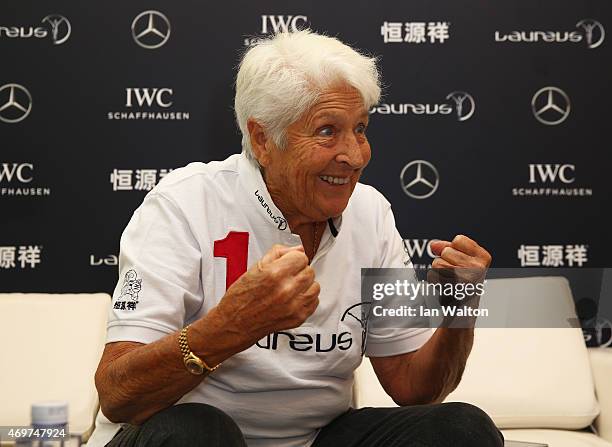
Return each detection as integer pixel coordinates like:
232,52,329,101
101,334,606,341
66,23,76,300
446,91,475,121
576,19,605,49
400,160,439,199
0,84,32,124
132,10,171,49
41,14,71,45
531,86,571,126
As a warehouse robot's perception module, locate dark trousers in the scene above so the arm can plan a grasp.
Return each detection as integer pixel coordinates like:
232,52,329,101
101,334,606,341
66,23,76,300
105,401,504,447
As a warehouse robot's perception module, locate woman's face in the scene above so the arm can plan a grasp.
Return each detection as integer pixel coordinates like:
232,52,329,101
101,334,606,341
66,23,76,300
261,85,371,224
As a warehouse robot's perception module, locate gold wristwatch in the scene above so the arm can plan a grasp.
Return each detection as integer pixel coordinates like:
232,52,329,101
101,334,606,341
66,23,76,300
178,324,220,376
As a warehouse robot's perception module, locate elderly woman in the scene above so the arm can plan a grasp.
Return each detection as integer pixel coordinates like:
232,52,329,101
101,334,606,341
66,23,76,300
90,30,500,447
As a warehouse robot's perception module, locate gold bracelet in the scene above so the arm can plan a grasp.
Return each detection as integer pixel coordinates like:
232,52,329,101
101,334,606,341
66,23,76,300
178,324,221,375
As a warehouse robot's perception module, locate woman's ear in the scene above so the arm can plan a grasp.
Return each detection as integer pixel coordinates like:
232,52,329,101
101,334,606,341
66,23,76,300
247,119,272,167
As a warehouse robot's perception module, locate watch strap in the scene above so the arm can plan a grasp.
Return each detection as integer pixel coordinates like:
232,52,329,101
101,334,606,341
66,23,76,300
179,324,221,373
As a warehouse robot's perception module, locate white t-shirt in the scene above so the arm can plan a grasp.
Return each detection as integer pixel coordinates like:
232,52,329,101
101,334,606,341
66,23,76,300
87,153,432,447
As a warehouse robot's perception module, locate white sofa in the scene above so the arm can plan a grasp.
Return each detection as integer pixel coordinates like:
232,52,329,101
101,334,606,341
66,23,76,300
0,293,110,443
2,277,611,447
354,277,612,447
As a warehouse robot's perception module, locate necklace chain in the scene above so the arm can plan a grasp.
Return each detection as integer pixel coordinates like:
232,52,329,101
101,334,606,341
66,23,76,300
312,222,320,261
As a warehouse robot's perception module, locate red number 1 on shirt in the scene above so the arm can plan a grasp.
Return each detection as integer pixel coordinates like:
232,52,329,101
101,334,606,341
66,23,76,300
213,231,249,290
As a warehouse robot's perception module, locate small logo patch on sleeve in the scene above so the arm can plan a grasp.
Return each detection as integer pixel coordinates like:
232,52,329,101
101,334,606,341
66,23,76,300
113,269,142,311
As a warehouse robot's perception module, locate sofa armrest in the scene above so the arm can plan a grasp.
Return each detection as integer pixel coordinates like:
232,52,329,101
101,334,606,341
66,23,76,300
589,348,612,442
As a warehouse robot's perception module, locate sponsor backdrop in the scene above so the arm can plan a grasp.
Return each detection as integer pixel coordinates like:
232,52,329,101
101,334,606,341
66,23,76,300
1,1,610,346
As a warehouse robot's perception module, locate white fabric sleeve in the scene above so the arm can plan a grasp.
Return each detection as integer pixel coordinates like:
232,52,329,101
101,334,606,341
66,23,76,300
105,192,203,344
364,199,434,357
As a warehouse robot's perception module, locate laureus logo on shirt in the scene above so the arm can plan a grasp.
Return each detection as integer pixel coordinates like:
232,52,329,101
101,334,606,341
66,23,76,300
113,269,142,311
256,330,353,352
342,302,371,355
256,303,369,354
254,189,288,230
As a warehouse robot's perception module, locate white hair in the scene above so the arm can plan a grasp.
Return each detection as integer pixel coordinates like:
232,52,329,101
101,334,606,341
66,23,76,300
234,30,381,163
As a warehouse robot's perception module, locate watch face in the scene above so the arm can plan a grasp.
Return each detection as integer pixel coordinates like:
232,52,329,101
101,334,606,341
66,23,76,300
185,358,204,375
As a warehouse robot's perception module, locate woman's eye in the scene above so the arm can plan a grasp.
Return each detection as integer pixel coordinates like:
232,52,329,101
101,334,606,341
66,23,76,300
356,123,367,134
318,126,334,137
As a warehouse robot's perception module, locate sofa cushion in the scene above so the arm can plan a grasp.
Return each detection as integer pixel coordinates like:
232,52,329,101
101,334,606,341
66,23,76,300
502,429,612,447
0,293,110,436
446,277,599,429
